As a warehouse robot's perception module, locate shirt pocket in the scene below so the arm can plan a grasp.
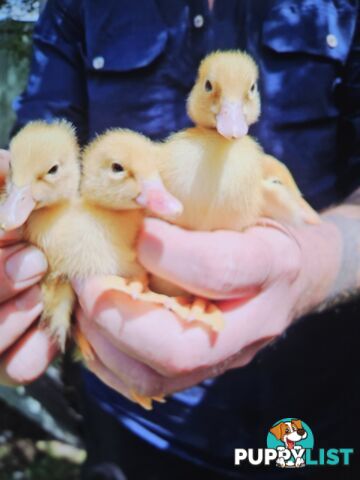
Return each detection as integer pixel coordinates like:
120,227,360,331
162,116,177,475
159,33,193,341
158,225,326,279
84,0,168,72
261,0,357,123
83,1,173,137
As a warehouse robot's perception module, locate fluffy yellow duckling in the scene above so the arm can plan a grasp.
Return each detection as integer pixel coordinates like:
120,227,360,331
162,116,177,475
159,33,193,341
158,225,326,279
0,123,220,408
151,51,318,297
158,50,318,231
79,128,183,283
81,129,224,332
0,121,80,350
81,129,224,409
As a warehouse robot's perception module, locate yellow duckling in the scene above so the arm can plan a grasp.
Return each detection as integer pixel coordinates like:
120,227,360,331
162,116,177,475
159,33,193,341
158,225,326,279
151,51,319,297
0,121,81,350
159,50,319,231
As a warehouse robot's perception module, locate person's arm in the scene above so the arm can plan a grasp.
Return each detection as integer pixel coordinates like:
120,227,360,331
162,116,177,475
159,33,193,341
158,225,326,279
0,0,87,385
314,8,360,310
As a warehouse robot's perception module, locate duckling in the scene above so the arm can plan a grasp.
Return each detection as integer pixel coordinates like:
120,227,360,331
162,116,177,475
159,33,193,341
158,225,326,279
158,50,318,231
81,129,224,408
151,50,319,297
78,128,183,285
0,120,81,350
0,123,220,409
81,129,224,333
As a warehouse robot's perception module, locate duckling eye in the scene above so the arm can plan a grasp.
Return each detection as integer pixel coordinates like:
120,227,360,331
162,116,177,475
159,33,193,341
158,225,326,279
47,165,59,175
111,162,124,173
205,80,213,92
250,82,257,94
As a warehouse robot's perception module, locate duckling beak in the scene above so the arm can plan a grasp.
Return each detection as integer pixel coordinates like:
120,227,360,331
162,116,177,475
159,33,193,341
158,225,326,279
136,178,183,217
0,184,36,231
216,100,248,139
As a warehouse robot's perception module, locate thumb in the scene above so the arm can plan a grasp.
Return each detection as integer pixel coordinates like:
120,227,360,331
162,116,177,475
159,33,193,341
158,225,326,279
138,219,275,299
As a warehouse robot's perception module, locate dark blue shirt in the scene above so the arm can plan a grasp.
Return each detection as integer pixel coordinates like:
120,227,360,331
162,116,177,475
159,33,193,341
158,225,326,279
14,0,360,476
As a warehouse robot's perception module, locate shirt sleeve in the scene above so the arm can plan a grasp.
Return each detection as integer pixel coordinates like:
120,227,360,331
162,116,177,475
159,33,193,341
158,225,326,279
12,0,88,145
338,5,360,196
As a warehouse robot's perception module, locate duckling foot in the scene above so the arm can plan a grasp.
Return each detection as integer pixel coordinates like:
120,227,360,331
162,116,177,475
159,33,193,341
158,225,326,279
170,297,225,332
106,277,224,332
128,279,146,300
109,278,147,300
129,390,165,410
73,325,95,362
152,395,166,403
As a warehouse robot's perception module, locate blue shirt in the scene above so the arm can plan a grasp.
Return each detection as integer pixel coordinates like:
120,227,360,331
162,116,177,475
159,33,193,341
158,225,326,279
14,0,360,475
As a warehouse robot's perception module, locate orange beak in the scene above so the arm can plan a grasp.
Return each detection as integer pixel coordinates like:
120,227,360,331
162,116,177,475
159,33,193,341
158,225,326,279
0,184,36,231
136,177,183,217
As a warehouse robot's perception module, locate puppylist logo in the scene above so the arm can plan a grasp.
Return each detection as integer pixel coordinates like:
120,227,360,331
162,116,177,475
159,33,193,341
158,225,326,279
234,418,354,469
267,418,313,468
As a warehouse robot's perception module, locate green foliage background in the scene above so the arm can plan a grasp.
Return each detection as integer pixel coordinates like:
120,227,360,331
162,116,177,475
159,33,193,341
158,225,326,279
0,13,34,147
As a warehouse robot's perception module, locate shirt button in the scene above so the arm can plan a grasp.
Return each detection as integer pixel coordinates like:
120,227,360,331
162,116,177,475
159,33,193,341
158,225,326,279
326,34,338,48
193,14,204,28
92,56,105,70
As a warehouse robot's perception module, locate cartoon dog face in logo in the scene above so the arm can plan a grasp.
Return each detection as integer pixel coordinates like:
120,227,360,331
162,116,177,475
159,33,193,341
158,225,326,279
270,419,307,450
270,419,308,467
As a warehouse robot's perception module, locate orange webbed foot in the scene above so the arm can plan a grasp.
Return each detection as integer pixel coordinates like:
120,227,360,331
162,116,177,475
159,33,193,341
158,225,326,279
73,324,95,362
169,296,224,332
129,390,166,410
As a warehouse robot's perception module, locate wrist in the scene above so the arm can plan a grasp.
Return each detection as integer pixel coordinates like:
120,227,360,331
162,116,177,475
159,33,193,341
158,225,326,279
291,217,342,319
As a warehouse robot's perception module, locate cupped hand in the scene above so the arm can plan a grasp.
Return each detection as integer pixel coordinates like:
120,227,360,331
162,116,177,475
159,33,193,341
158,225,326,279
0,150,56,385
74,216,339,402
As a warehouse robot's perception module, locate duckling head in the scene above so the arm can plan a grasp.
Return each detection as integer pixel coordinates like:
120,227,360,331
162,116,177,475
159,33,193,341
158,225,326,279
187,50,260,139
81,129,183,217
0,120,80,231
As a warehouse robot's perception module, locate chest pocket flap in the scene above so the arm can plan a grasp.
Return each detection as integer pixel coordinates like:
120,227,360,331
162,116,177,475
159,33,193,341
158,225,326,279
84,0,168,72
263,0,357,64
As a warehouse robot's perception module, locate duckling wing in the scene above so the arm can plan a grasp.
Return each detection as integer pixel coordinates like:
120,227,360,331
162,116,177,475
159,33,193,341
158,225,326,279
261,155,320,226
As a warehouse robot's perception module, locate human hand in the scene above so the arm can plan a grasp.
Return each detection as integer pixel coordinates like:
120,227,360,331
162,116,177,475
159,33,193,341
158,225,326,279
0,150,56,386
74,216,340,402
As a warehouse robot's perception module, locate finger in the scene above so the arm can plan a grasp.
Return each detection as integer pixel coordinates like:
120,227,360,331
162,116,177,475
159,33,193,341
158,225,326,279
0,227,24,247
138,218,298,299
0,327,58,385
227,336,276,369
75,276,233,376
79,304,270,397
0,244,48,303
0,286,43,354
75,276,291,377
77,309,165,397
79,307,220,398
85,354,134,402
0,150,10,182
74,276,188,376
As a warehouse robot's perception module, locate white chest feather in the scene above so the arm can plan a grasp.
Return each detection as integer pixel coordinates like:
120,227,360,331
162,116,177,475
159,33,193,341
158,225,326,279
159,132,263,231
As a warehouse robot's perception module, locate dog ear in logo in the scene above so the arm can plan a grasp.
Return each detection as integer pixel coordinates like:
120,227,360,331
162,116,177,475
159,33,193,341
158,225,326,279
270,423,283,440
292,419,302,430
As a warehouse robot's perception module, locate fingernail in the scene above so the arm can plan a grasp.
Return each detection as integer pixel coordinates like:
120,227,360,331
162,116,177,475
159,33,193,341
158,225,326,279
96,305,123,333
15,286,43,310
5,247,48,284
